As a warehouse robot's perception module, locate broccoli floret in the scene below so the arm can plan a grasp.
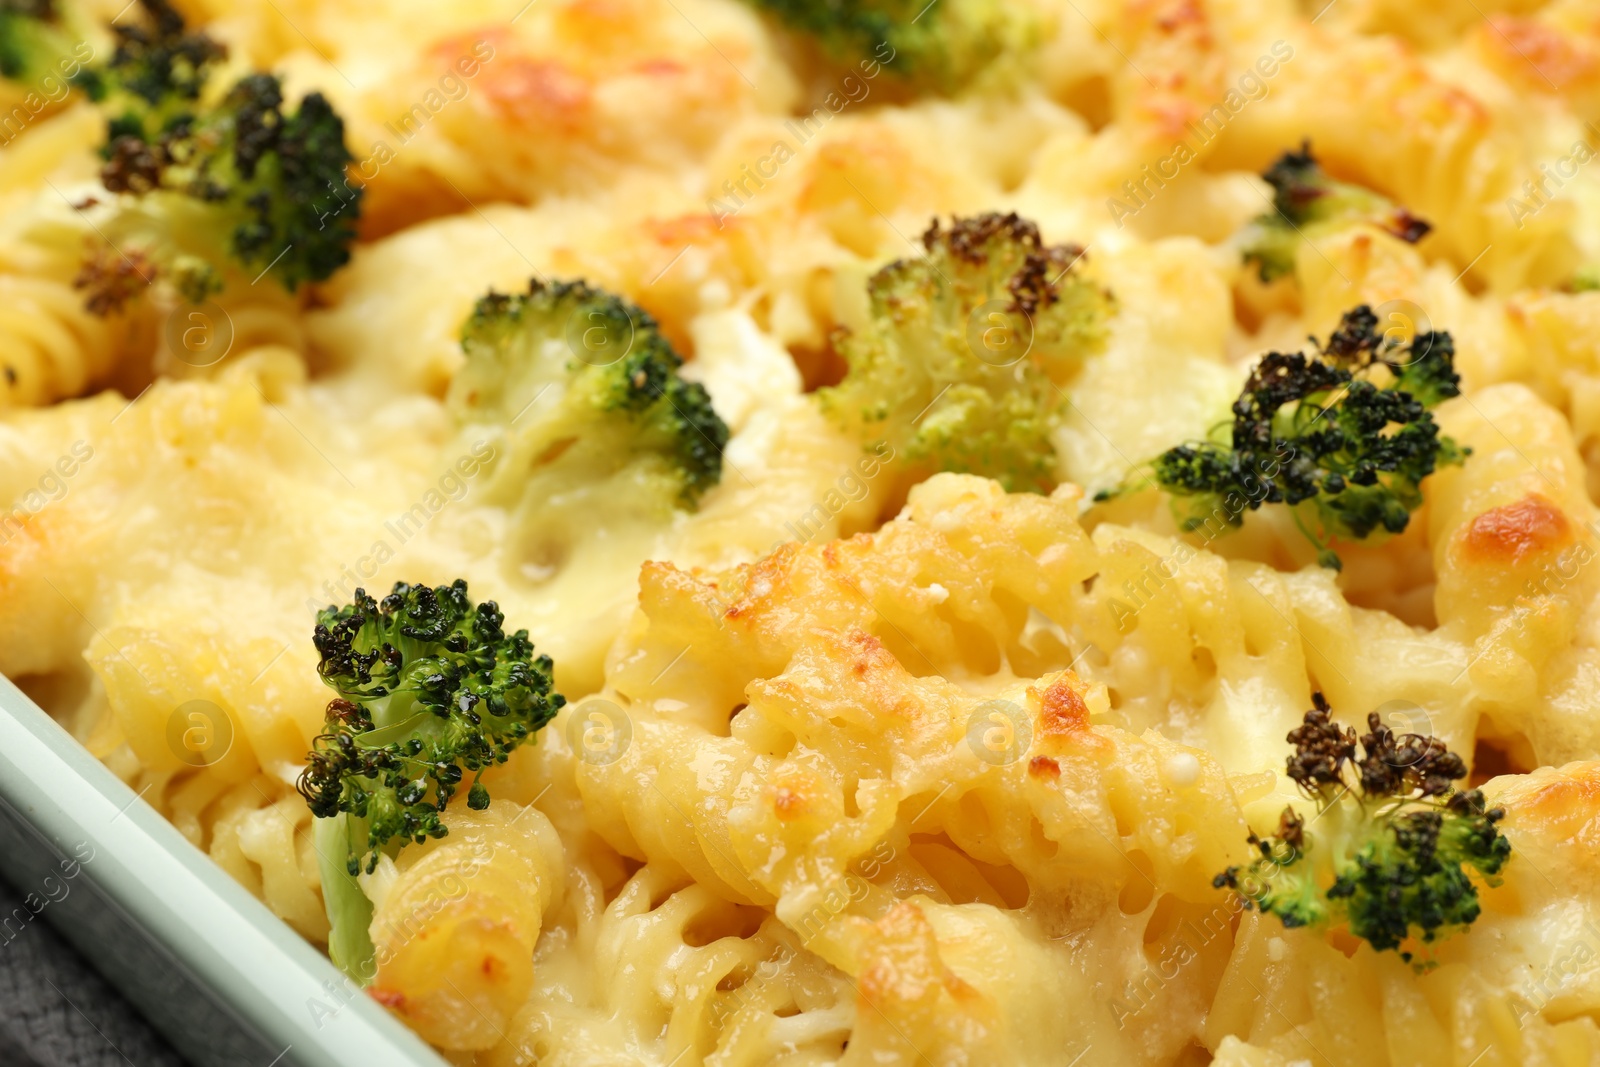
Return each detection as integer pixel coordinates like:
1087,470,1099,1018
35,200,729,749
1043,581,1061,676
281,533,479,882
93,9,358,300
1242,142,1431,283
817,213,1113,493
743,0,1034,90
82,0,224,132
1,0,223,140
0,0,361,311
297,580,564,979
1573,267,1600,293
1216,694,1511,965
448,279,728,509
1097,305,1468,569
0,0,87,87
0,0,53,82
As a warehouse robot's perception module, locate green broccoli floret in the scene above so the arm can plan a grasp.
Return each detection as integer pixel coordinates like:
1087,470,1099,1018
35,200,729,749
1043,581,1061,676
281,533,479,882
0,0,361,311
91,1,357,297
1096,305,1468,569
1573,266,1600,293
448,278,728,510
1242,142,1431,283
1216,694,1511,966
0,0,88,87
297,579,564,980
817,212,1113,493
80,0,224,135
0,0,55,82
742,0,1035,90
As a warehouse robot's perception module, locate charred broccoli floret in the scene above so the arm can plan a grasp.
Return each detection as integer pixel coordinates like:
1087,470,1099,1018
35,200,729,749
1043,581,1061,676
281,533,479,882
91,0,357,298
1096,305,1468,569
298,580,564,980
1216,695,1511,965
743,0,1036,90
818,213,1113,493
79,0,223,135
448,278,728,509
1242,142,1431,283
3,0,359,310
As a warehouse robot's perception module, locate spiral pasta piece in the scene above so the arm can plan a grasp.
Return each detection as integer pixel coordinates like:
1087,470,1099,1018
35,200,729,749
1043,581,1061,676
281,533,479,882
365,803,566,1050
0,274,125,406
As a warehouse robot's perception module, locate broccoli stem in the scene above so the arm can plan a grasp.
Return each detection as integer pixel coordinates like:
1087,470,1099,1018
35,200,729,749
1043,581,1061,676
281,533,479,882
1288,507,1342,571
314,814,376,983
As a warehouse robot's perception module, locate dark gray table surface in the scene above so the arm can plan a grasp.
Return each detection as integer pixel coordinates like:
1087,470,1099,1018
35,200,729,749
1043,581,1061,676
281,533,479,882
0,868,185,1067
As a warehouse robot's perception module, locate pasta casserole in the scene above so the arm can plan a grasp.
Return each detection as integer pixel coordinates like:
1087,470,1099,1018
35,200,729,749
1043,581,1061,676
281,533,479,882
4,0,1600,1064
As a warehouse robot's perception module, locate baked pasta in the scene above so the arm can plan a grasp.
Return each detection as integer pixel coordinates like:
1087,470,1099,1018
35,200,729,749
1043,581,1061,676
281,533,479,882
3,0,1600,1063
